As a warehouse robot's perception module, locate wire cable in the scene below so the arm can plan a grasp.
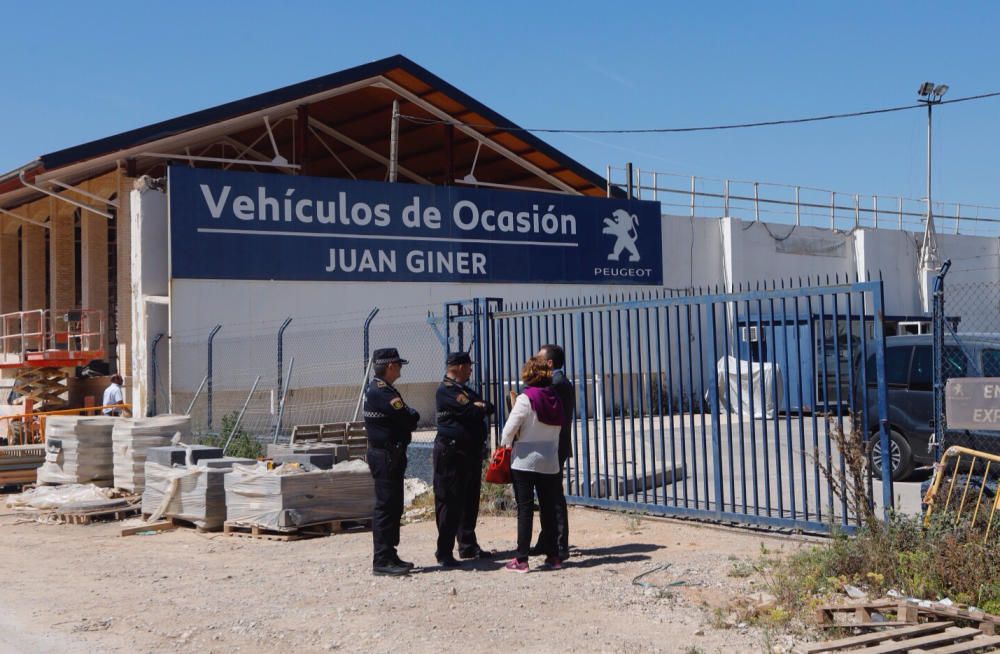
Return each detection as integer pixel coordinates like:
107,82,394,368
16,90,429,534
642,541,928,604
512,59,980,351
399,90,1000,135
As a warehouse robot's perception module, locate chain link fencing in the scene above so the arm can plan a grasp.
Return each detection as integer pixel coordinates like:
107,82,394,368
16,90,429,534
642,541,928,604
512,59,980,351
935,272,1000,457
168,308,446,446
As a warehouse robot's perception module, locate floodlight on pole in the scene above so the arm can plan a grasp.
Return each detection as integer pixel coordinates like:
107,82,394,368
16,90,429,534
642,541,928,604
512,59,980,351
917,80,948,271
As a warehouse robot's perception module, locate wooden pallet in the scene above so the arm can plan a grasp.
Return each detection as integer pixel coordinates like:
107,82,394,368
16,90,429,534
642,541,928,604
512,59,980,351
803,621,1000,652
50,503,141,525
223,517,373,542
898,600,1000,636
121,516,223,537
816,600,900,626
290,421,367,460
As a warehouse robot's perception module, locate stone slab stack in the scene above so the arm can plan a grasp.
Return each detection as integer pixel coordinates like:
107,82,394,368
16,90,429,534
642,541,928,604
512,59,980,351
224,460,374,531
140,449,243,530
37,416,118,486
112,415,192,493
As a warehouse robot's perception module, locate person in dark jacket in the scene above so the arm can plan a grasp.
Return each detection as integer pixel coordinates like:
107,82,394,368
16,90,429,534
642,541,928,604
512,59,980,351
364,348,420,577
433,352,495,567
531,344,575,560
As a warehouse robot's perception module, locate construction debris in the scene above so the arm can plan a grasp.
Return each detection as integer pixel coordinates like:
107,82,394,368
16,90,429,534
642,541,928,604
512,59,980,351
112,416,192,493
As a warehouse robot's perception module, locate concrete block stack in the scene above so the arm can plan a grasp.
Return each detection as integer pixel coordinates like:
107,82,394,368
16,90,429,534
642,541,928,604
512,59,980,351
112,415,192,493
225,459,374,531
266,443,350,463
140,446,245,530
37,416,118,486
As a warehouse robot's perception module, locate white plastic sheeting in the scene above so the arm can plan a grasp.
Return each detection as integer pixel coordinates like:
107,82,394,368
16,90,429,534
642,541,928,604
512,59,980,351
224,460,374,531
112,415,192,493
141,461,228,529
716,356,782,419
5,483,116,511
37,416,117,485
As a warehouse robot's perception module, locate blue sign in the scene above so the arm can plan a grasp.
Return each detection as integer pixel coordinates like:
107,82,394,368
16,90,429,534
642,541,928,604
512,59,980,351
168,166,662,284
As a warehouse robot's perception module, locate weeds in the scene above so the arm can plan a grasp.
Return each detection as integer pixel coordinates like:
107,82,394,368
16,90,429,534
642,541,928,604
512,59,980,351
623,510,643,534
759,416,1000,628
196,411,262,460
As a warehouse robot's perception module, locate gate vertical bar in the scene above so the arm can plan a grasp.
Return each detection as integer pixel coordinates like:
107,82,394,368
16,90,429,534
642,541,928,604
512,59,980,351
574,312,592,497
872,281,893,519
708,302,724,517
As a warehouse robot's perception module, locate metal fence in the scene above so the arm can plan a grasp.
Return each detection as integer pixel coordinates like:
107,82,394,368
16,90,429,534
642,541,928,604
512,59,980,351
453,281,893,534
933,263,1000,458
163,308,445,443
608,165,1000,237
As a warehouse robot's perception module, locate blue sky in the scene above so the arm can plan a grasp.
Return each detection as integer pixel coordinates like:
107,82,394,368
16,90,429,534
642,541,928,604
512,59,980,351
2,2,998,207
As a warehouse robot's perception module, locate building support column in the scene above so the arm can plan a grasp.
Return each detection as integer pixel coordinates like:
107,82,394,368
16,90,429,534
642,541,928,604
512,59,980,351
116,169,133,378
81,177,109,356
48,196,75,311
20,205,46,312
0,219,19,315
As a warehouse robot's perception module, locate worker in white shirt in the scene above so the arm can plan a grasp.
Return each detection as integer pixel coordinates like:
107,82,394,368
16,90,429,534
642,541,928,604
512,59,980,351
102,375,125,416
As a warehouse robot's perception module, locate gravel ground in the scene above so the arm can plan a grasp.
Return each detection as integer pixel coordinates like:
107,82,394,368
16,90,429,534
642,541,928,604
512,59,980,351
0,502,810,653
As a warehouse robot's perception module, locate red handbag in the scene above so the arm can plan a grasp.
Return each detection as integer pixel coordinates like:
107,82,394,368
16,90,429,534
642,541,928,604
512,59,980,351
485,447,513,484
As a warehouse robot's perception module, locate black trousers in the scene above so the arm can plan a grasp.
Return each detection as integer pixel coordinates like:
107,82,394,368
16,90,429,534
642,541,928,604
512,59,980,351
512,468,562,562
433,437,483,558
535,459,569,556
368,445,407,565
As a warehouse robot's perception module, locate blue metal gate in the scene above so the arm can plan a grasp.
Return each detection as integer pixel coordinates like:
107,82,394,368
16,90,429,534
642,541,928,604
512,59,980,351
446,281,892,533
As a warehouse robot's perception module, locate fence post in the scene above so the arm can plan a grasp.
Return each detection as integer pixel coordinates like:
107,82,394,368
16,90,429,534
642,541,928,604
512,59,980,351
206,324,221,430
363,308,379,372
149,333,164,417
871,283,893,520
625,162,634,199
276,317,292,409
932,259,952,463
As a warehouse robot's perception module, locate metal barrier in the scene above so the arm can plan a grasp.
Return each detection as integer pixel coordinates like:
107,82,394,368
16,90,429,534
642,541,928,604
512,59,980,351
451,280,892,534
0,309,104,364
608,165,1000,237
923,445,1000,542
0,403,132,446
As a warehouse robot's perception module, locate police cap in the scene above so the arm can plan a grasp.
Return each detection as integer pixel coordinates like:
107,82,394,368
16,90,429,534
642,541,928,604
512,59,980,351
446,352,472,366
373,348,408,365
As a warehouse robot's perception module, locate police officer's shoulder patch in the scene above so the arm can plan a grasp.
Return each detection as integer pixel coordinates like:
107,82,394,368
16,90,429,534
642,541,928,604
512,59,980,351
457,393,470,405
390,397,405,410
376,380,387,388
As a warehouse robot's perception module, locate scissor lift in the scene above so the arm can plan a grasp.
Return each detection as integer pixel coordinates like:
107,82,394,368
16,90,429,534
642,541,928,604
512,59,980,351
0,309,105,411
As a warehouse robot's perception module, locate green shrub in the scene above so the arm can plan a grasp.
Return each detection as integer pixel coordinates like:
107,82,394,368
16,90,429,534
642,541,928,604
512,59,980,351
196,411,262,460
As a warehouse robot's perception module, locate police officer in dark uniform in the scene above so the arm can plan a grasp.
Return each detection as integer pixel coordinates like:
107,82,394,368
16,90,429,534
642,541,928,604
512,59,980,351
364,348,420,577
433,352,495,566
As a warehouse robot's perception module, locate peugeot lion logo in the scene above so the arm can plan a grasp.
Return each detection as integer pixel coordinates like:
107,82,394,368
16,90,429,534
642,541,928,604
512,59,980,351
603,209,641,262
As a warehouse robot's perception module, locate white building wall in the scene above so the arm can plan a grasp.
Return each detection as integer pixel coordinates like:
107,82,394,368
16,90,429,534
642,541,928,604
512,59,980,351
126,192,1000,418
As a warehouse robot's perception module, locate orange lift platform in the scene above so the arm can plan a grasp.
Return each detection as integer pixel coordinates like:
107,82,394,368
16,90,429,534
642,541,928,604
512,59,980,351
0,309,105,412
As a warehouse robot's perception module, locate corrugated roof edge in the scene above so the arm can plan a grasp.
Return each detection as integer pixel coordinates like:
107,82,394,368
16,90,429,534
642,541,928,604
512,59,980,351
29,54,617,196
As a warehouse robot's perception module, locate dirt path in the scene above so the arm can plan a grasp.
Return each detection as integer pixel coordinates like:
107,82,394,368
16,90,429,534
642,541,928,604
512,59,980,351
0,505,807,653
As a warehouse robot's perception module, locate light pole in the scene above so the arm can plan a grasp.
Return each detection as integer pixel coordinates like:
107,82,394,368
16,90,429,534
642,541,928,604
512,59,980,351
917,81,949,270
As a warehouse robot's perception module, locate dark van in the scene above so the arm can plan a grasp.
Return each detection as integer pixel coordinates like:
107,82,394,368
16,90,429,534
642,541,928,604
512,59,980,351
862,334,1000,480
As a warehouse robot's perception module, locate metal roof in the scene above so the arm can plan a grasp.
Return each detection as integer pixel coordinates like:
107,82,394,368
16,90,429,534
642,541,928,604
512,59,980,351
0,55,612,207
